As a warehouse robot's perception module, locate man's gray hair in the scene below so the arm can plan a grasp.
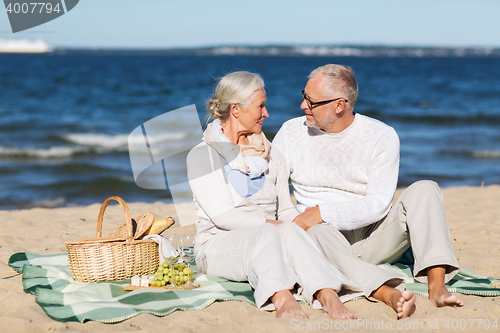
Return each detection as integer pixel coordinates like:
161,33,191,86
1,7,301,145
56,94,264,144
308,65,358,107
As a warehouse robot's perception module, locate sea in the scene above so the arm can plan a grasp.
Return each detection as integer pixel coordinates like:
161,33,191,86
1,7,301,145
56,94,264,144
1,53,499,210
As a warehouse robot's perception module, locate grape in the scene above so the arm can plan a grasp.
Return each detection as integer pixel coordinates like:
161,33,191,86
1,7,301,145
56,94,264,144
150,258,195,287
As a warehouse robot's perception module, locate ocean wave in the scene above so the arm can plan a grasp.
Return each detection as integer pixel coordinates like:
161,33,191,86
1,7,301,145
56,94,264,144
441,149,500,159
0,146,91,159
21,197,68,209
0,131,191,160
63,132,187,150
472,150,500,159
63,133,129,150
29,175,141,194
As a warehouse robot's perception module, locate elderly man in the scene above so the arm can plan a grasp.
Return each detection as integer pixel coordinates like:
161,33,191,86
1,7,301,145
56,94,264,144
274,64,463,318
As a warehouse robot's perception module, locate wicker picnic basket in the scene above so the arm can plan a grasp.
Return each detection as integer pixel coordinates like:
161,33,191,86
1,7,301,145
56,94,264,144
65,196,159,283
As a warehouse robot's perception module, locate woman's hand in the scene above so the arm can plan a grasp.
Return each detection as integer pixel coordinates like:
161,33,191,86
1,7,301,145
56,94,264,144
265,219,283,227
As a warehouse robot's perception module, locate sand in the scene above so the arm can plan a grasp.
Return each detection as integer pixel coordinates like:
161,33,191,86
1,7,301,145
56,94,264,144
1,186,499,332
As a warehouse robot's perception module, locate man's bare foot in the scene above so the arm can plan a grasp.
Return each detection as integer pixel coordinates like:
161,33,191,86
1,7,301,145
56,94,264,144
372,285,416,319
315,288,357,319
429,285,464,307
427,265,464,308
272,290,309,319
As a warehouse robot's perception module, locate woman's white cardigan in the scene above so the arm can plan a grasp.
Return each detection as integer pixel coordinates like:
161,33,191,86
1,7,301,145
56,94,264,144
187,141,299,249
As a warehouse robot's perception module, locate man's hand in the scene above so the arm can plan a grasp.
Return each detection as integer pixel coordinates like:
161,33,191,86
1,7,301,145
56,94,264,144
293,206,323,231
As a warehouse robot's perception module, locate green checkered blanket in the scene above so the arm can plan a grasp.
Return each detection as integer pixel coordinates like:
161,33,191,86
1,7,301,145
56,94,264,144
8,252,500,323
8,252,255,323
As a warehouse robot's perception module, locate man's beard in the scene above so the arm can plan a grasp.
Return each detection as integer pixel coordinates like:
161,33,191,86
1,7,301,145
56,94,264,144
306,115,335,132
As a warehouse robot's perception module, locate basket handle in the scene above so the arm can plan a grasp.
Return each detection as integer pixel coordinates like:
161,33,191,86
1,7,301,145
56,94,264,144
96,196,133,243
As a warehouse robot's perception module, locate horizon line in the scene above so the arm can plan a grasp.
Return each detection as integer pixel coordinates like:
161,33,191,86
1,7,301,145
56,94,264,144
53,43,500,51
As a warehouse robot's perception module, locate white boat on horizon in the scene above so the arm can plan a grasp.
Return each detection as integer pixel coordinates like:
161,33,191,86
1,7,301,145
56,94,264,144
0,39,52,54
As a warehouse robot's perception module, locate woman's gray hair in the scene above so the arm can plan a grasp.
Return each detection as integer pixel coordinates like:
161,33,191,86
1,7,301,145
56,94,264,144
309,64,358,107
207,71,265,121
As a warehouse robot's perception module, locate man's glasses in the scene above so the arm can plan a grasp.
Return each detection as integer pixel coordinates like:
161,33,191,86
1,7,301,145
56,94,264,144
301,90,348,109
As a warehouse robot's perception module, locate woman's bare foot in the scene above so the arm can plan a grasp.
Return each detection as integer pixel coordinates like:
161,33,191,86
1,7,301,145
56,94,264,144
427,265,464,307
429,285,464,307
272,290,309,319
315,288,357,319
396,290,417,319
372,285,416,319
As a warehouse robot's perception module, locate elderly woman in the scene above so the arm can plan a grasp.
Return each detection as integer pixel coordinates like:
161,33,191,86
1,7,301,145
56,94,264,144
187,71,363,319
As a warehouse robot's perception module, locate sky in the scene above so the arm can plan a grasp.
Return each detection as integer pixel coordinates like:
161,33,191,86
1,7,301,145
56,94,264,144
1,0,500,49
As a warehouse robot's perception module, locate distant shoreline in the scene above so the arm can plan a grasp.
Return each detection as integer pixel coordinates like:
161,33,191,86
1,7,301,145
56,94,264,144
49,45,500,58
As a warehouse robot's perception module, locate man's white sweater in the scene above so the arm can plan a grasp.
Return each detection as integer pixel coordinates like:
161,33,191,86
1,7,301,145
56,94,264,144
272,114,400,231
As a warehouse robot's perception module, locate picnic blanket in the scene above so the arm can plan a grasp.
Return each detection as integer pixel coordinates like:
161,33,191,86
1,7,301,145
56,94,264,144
8,252,500,323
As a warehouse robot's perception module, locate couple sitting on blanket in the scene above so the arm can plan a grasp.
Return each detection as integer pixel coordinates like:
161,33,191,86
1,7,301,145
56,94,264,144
187,64,464,320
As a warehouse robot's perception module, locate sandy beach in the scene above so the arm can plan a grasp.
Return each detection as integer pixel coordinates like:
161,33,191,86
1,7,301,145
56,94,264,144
1,185,499,332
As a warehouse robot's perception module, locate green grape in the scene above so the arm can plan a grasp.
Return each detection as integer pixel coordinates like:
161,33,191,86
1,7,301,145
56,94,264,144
157,259,196,286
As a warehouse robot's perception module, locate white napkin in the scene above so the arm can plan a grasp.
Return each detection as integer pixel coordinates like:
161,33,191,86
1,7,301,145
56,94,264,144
143,235,178,264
